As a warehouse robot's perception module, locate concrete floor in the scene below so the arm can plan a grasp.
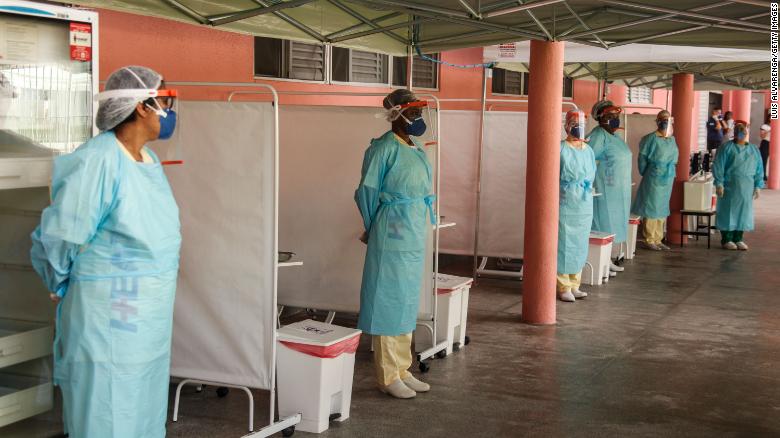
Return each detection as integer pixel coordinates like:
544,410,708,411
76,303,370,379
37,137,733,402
7,190,780,437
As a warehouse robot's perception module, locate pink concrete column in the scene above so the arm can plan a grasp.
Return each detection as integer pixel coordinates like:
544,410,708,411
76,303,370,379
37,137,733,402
522,40,564,325
769,118,780,189
722,90,732,113
668,73,695,244
731,90,752,121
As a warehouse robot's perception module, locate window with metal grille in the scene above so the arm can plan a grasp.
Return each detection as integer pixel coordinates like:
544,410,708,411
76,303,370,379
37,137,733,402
491,67,523,95
627,86,653,104
391,54,439,89
563,76,573,98
332,47,389,84
254,37,325,81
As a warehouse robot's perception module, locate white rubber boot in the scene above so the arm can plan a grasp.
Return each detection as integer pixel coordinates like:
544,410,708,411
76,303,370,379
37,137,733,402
402,375,430,393
380,380,416,399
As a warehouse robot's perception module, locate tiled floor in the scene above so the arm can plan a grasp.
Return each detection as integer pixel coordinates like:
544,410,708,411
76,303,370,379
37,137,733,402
8,190,780,438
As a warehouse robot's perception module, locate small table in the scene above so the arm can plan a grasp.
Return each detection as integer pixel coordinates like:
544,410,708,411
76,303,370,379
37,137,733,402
680,210,716,248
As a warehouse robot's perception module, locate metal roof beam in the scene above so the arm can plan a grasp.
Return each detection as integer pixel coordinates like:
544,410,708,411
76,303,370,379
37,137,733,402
349,0,473,18
253,0,326,41
328,0,407,44
598,0,767,30
606,7,769,34
483,0,566,18
206,0,317,26
348,0,546,39
706,62,768,76
729,0,772,6
562,1,730,41
520,1,554,40
161,0,209,24
329,17,432,42
458,0,482,18
562,1,607,48
326,12,401,38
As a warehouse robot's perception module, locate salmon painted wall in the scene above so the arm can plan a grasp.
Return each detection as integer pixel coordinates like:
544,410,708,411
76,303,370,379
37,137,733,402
96,8,670,114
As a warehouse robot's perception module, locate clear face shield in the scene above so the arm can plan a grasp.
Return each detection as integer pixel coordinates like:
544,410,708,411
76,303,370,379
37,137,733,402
146,89,183,165
658,116,673,138
380,100,430,138
564,110,587,141
96,88,182,165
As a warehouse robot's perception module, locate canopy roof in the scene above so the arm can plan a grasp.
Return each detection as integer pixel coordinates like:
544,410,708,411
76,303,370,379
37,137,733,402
485,41,770,89
73,0,771,86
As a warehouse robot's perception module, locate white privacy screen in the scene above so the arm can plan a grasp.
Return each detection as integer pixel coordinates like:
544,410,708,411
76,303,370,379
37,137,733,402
439,110,528,259
167,101,276,390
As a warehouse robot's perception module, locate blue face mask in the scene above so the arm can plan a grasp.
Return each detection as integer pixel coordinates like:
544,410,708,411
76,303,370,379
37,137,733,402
569,125,584,139
736,130,747,141
158,109,177,140
405,116,427,137
607,118,620,130
657,120,669,131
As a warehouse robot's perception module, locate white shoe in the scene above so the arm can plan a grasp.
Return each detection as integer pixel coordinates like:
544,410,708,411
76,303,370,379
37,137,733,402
609,270,617,277
379,379,416,399
736,241,749,251
572,289,588,299
558,291,575,302
657,243,671,251
610,262,625,272
402,375,430,393
723,242,738,250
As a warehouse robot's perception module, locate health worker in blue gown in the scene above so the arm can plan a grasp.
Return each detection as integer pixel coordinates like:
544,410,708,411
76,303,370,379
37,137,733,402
355,89,435,400
588,100,632,275
31,66,181,438
557,109,597,303
712,120,764,251
631,110,679,251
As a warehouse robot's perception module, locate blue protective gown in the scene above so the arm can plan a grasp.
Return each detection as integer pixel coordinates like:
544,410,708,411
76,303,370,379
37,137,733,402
557,141,597,275
355,131,434,336
31,131,181,438
712,141,764,231
631,132,679,219
588,126,633,243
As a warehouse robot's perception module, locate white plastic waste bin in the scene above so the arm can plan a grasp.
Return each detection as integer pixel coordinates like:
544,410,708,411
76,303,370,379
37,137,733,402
627,215,640,260
277,320,361,434
415,274,472,356
583,231,615,286
684,177,714,211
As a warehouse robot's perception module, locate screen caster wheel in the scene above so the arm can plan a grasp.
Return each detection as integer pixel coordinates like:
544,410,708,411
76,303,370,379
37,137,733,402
418,361,430,373
435,350,447,359
216,387,230,398
282,426,295,437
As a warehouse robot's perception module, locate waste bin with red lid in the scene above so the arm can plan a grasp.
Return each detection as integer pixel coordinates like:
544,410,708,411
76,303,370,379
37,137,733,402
277,320,361,434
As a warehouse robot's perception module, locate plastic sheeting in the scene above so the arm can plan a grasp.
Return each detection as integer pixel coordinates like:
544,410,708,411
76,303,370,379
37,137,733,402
277,105,438,316
167,101,276,390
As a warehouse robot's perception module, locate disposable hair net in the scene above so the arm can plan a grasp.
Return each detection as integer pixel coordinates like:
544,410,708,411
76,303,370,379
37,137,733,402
591,99,616,121
382,89,419,122
96,66,162,132
657,110,671,119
